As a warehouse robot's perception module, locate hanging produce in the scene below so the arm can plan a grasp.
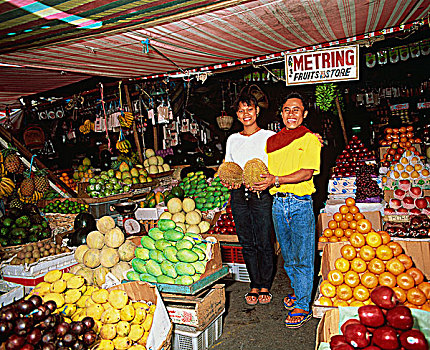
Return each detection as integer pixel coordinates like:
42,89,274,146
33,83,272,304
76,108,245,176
116,129,132,153
79,119,95,134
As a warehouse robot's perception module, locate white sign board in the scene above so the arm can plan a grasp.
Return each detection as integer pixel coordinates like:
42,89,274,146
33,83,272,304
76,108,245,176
285,45,359,86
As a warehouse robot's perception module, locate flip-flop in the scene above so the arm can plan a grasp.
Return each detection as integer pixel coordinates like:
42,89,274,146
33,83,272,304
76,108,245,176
258,291,272,305
284,310,313,328
244,292,259,306
283,294,297,310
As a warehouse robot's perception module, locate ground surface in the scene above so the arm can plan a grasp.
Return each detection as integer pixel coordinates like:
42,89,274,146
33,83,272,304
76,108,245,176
211,255,321,350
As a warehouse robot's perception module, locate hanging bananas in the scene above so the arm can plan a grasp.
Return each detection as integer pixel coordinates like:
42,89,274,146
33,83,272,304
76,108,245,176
0,177,15,198
315,83,336,112
17,188,43,203
118,111,134,128
116,139,132,153
79,120,95,134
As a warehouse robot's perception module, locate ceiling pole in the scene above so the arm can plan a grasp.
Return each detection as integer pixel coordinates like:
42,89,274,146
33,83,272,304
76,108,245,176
124,84,144,164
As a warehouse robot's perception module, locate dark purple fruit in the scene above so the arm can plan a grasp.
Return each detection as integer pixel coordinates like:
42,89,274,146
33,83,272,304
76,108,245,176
83,330,97,345
28,295,43,308
41,344,55,350
0,320,13,338
44,301,57,313
21,344,35,350
33,305,50,322
1,308,18,322
81,316,95,330
71,321,85,335
5,334,26,350
16,300,35,315
40,315,57,330
41,331,55,344
14,317,34,336
63,333,77,347
72,339,85,350
26,328,42,345
55,321,70,337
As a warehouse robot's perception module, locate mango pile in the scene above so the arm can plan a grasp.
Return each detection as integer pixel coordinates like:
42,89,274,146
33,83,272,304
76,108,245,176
30,270,153,350
179,172,229,211
127,218,211,285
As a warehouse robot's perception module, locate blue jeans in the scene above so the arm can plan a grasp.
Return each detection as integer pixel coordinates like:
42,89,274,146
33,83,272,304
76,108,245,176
272,194,315,312
230,187,274,290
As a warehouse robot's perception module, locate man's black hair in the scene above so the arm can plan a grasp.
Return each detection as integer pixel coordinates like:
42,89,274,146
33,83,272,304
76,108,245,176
284,92,307,110
233,94,258,112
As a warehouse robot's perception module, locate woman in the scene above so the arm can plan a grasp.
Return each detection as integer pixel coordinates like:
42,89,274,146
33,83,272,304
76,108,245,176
222,94,275,305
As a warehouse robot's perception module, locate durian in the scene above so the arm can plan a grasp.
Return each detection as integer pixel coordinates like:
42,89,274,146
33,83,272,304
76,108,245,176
243,158,268,188
218,162,243,187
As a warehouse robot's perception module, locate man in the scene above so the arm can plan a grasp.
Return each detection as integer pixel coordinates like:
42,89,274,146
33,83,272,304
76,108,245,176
253,92,321,328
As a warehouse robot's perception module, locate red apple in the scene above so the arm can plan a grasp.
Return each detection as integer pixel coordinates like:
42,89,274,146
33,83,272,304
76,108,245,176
399,329,428,350
402,197,415,210
410,187,422,198
372,326,400,350
410,208,422,215
415,198,428,209
389,199,402,210
388,148,397,156
385,208,396,215
330,335,349,349
344,324,371,348
359,305,386,328
397,208,409,214
362,346,383,350
333,344,355,350
386,305,413,331
394,189,406,200
371,286,398,310
341,319,362,335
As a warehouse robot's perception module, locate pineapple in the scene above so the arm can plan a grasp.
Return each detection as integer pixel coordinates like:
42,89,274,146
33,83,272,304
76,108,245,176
4,153,23,174
20,177,35,197
34,169,49,193
9,198,23,210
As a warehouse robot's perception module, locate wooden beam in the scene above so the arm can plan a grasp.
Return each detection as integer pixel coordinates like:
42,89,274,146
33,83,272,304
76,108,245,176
124,84,144,164
335,96,348,145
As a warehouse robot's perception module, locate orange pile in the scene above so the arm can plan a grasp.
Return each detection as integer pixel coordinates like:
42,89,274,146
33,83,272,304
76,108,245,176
318,203,430,310
59,172,77,191
379,126,421,147
319,198,369,243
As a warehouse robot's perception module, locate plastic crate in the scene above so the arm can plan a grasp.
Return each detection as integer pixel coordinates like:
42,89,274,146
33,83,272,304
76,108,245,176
220,244,245,264
88,200,117,218
172,310,224,350
0,280,24,307
231,263,250,282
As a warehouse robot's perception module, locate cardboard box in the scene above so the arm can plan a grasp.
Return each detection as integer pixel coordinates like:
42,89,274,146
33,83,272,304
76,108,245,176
315,309,340,350
317,211,382,236
108,281,172,350
162,284,225,330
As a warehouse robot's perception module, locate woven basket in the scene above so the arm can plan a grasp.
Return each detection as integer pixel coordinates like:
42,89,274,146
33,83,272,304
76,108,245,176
216,112,233,130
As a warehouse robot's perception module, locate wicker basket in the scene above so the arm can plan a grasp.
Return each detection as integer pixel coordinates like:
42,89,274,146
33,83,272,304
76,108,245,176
216,112,233,130
44,213,78,235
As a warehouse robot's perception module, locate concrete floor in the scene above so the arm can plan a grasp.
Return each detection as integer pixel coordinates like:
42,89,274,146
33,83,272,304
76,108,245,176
212,256,321,350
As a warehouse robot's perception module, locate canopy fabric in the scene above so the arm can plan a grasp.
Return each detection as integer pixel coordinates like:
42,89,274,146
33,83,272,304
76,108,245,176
0,0,429,105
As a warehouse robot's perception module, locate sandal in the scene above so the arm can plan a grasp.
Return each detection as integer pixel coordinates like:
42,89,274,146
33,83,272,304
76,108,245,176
284,310,313,328
258,291,272,305
283,294,297,310
244,292,259,305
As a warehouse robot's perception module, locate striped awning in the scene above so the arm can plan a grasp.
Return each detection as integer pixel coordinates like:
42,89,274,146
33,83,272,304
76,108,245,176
0,0,429,104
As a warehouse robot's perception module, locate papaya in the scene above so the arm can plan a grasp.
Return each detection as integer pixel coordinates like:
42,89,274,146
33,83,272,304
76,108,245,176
163,229,184,242
192,247,206,261
175,275,194,285
160,260,178,279
158,219,176,231
139,273,157,283
147,227,164,241
126,271,141,281
140,236,155,250
154,239,171,251
175,262,196,276
147,198,156,208
175,239,194,250
149,249,165,264
177,249,199,263
163,246,179,263
156,275,175,284
145,260,162,277
131,258,147,274
191,261,206,274
154,192,165,204
135,247,150,260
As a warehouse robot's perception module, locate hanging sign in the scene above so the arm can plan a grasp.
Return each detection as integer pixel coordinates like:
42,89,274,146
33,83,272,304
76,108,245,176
285,45,359,86
390,103,409,111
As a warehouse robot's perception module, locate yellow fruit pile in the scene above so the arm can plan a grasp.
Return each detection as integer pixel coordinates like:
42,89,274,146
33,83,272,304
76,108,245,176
318,199,430,310
30,269,154,350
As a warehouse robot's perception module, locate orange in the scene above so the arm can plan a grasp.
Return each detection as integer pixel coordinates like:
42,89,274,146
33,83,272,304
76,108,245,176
386,258,405,276
320,280,336,298
349,220,357,230
367,258,385,275
344,271,360,288
359,245,376,262
421,302,430,312
397,254,413,270
357,219,372,234
328,220,338,230
350,232,366,248
339,205,349,214
318,236,329,242
334,228,344,238
353,285,370,301
379,231,391,245
350,300,365,307
349,205,359,214
344,228,354,238
387,241,403,256
407,268,424,285
340,237,349,242
344,213,354,222
354,212,364,221
393,286,407,303
336,284,353,301
329,236,339,242
328,269,344,286
333,299,349,307
335,258,350,273
379,271,397,288
366,231,382,248
407,287,426,306
351,257,367,273
339,220,349,230
417,281,430,299
318,296,333,306
397,272,415,290
375,245,394,261
361,271,378,289
323,228,333,238
341,245,357,260
345,197,356,207
333,213,343,222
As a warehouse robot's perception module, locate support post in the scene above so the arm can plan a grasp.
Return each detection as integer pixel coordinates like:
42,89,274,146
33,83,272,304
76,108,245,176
335,96,348,145
124,84,144,164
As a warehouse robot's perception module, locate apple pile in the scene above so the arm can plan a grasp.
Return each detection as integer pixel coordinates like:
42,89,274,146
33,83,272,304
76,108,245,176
384,184,430,216
0,295,97,350
329,286,429,350
379,125,421,147
207,206,236,235
385,215,430,239
332,136,376,178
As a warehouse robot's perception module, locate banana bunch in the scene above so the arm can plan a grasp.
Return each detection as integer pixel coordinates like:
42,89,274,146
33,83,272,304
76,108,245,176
119,111,134,128
116,139,132,153
0,177,15,198
79,120,95,134
0,162,7,177
315,83,336,112
18,188,43,203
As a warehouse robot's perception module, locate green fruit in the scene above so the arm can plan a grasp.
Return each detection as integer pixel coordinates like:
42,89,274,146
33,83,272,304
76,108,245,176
176,249,199,263
154,239,172,251
163,229,184,242
157,219,176,231
146,260,162,277
192,247,206,261
175,275,194,285
163,246,179,263
149,249,165,264
131,258,147,274
156,275,175,284
139,273,157,283
191,261,206,274
160,260,178,279
126,270,141,281
175,262,196,276
140,236,155,250
175,239,194,250
148,227,164,241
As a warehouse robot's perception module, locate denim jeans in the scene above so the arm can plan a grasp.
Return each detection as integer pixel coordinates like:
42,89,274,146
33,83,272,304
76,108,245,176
272,194,315,312
230,187,274,290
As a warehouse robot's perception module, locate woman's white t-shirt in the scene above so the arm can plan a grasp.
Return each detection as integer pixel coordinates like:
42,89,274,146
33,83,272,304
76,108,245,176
224,129,276,169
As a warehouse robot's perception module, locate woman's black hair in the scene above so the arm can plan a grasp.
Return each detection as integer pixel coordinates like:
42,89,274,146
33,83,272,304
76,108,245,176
233,94,258,112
